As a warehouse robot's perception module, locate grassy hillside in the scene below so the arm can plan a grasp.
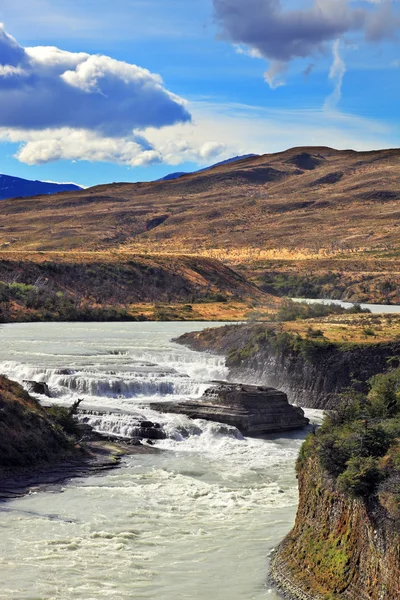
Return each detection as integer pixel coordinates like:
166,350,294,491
245,256,400,305
0,147,398,256
0,252,278,322
1,146,398,306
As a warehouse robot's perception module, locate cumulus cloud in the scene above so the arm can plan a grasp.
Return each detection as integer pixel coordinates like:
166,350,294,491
0,23,194,166
3,98,398,170
0,128,162,167
0,24,190,135
213,0,400,87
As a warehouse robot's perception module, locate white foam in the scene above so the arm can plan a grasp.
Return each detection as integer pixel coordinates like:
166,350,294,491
0,322,302,600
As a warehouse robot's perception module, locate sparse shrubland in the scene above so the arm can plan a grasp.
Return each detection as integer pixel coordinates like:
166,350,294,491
0,254,271,322
274,299,369,322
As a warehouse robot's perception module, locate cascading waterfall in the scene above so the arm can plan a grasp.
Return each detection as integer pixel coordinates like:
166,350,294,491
0,323,229,441
0,321,321,600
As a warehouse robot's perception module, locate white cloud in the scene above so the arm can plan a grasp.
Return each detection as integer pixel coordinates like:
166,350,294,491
1,128,162,167
2,98,397,169
0,24,191,163
324,40,347,110
0,25,190,135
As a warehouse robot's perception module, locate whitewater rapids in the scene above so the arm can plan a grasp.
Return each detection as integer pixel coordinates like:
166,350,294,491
0,322,321,599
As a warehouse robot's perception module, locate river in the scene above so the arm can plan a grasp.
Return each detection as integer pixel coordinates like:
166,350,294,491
0,322,321,600
293,298,400,314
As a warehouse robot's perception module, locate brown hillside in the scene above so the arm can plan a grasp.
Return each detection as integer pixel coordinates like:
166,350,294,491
0,252,278,322
0,146,399,256
0,376,72,473
0,252,267,303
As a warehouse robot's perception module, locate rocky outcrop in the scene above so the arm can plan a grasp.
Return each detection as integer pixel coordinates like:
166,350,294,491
270,456,400,600
23,380,51,397
151,382,309,434
177,325,400,409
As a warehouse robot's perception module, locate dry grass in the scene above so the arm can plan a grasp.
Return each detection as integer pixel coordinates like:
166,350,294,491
128,302,275,322
0,147,398,259
282,313,400,344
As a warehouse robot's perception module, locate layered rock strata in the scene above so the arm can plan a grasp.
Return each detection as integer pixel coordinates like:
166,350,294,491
270,457,400,600
151,382,309,434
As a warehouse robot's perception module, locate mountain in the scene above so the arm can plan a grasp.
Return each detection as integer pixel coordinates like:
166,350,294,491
0,146,398,258
157,154,258,181
0,145,399,306
0,174,82,200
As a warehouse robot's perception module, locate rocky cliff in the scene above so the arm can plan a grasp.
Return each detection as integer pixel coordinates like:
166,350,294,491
177,324,400,408
151,382,309,434
270,455,400,600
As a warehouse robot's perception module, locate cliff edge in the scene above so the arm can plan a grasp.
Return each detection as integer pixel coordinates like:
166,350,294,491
271,367,400,600
177,322,400,408
271,455,400,600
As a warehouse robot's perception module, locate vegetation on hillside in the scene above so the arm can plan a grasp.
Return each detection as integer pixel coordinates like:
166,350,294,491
255,262,400,305
299,369,400,512
0,254,272,322
0,281,134,322
274,299,369,322
0,376,79,472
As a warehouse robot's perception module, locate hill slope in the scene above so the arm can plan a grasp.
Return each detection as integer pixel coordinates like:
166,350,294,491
0,174,82,201
157,154,258,181
0,146,398,255
0,376,72,473
0,252,277,322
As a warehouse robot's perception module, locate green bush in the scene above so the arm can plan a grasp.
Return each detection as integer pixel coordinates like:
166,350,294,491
310,367,400,499
46,405,81,437
337,456,383,496
275,299,369,322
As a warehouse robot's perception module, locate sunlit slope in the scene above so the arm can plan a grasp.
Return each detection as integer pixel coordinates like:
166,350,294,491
0,146,398,255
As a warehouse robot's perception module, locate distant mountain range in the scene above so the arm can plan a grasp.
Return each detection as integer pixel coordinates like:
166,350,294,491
157,154,259,181
0,174,82,200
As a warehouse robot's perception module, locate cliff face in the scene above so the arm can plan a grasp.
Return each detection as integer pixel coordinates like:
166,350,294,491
271,457,400,600
178,325,400,408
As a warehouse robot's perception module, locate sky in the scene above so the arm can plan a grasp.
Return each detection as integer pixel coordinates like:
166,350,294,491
0,0,398,187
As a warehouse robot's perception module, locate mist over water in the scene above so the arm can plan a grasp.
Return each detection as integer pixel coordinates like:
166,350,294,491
0,322,320,599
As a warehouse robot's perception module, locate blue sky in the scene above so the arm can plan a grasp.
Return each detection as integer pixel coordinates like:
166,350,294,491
0,0,398,187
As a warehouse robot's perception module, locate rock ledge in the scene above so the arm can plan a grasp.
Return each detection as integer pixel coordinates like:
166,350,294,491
151,382,309,435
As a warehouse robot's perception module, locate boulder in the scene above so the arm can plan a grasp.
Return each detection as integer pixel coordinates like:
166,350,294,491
23,380,51,397
151,382,309,435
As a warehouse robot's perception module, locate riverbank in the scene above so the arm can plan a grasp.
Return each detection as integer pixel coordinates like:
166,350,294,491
176,320,400,598
0,371,161,502
177,314,400,408
0,439,161,502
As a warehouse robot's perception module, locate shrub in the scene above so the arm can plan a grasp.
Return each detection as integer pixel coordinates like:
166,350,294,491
275,299,370,322
46,405,81,437
311,367,400,500
363,328,375,337
337,456,383,497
